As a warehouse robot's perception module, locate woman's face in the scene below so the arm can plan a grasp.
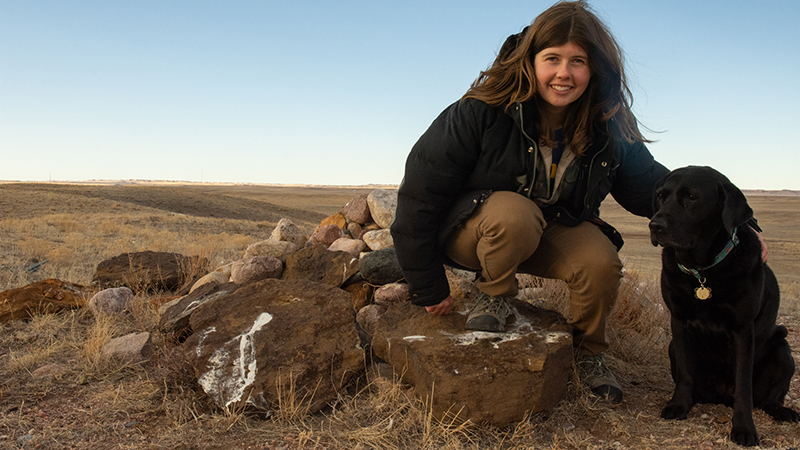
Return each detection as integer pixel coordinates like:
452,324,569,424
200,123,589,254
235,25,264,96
533,42,591,117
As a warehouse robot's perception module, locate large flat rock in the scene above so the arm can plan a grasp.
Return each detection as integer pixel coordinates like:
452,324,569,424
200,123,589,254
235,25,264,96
372,299,572,426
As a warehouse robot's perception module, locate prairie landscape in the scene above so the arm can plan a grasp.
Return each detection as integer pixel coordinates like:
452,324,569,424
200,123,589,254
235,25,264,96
0,182,799,449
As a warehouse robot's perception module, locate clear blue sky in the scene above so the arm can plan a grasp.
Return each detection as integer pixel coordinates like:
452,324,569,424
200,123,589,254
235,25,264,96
2,1,799,189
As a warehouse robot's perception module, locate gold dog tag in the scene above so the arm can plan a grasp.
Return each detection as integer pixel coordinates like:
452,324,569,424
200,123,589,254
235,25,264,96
694,286,711,300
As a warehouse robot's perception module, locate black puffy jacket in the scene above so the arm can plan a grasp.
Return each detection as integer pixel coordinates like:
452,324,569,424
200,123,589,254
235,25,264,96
390,98,669,307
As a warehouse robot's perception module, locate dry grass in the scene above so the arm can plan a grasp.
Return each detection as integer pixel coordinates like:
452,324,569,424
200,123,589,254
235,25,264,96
1,183,799,449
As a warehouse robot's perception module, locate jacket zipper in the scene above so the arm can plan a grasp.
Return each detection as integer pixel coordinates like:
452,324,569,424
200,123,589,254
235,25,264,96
515,104,540,199
583,139,611,208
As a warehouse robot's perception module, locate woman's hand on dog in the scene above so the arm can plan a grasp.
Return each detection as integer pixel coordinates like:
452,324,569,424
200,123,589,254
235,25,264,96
755,230,769,263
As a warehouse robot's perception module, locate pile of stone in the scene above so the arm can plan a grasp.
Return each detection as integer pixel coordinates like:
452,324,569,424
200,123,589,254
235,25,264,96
0,188,573,427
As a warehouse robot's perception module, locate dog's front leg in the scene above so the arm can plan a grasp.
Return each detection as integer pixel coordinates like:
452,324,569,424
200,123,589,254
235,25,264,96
730,327,758,446
662,317,694,420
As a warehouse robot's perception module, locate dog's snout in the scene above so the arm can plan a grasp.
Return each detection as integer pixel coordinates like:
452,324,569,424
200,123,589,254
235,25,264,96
649,218,665,234
649,217,667,247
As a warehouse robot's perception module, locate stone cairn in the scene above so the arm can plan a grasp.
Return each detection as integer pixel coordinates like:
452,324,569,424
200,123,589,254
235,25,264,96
0,189,573,427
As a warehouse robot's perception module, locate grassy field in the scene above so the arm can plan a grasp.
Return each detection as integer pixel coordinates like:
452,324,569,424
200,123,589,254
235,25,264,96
1,182,798,449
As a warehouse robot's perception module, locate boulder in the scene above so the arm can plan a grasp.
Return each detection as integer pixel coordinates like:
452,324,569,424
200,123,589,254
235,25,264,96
190,270,231,293
328,237,367,257
362,229,394,251
243,239,299,262
0,279,91,323
373,283,410,306
310,224,345,246
88,287,135,317
356,303,386,339
319,212,347,229
359,248,403,285
101,332,154,364
92,251,204,293
371,299,572,426
270,218,308,248
282,244,359,287
347,222,365,240
342,280,372,311
159,282,239,338
341,194,372,224
230,256,283,285
183,279,364,413
366,189,397,229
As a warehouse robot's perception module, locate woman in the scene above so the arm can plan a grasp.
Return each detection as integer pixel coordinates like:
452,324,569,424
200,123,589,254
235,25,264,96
390,0,668,403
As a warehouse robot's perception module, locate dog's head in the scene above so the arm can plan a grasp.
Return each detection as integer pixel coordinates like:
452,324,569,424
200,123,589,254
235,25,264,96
649,166,753,250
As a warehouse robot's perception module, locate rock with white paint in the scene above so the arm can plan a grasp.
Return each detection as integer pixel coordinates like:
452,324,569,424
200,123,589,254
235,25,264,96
366,189,397,229
183,278,364,413
282,244,359,287
371,298,572,427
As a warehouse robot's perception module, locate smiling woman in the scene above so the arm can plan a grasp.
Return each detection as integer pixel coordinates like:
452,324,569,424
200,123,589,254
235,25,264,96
390,0,669,405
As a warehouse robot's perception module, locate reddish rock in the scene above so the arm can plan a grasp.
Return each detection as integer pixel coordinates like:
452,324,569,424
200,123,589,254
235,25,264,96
371,299,572,426
373,283,410,306
341,194,372,224
0,279,91,323
311,224,345,246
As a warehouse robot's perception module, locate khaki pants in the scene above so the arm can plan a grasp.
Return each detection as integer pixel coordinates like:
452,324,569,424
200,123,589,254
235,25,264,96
445,191,623,356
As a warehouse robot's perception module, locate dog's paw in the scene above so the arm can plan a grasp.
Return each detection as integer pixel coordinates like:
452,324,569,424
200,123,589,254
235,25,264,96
762,404,800,423
660,403,689,420
731,426,759,447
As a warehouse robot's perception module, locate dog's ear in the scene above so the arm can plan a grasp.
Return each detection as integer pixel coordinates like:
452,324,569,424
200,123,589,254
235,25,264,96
718,178,753,236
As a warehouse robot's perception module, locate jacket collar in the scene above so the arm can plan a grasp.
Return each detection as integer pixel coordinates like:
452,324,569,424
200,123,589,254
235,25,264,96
507,100,611,157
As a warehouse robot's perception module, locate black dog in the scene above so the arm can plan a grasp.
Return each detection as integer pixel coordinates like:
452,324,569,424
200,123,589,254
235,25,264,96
649,166,799,446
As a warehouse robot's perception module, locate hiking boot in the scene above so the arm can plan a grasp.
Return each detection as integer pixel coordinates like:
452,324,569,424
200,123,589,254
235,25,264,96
465,292,511,332
576,353,623,403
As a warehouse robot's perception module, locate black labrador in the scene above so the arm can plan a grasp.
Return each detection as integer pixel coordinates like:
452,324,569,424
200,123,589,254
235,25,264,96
649,166,799,446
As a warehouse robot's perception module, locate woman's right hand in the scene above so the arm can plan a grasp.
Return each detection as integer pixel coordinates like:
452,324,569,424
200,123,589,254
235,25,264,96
425,295,454,315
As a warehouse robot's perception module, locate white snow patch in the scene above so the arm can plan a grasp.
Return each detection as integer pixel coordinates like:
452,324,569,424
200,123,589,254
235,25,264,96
402,335,427,342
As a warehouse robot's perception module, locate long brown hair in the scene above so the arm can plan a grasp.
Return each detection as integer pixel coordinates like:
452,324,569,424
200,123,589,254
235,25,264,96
463,0,649,154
